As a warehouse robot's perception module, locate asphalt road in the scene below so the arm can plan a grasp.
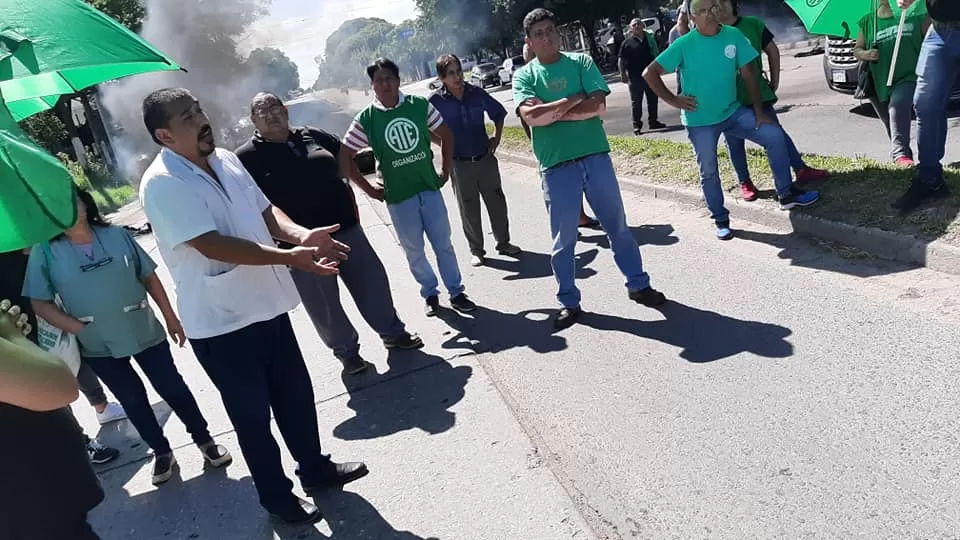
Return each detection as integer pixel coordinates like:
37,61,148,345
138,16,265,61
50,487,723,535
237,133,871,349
86,154,960,538
401,52,960,167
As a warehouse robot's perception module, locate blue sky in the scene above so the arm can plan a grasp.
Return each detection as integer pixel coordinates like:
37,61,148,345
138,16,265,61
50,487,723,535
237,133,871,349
244,0,420,87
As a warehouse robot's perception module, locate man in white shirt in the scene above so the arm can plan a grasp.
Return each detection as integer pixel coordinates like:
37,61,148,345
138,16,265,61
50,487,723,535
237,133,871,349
139,88,367,525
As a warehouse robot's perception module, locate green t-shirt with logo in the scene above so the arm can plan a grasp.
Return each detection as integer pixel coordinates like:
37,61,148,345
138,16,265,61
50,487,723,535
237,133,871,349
512,52,611,170
858,13,925,103
356,95,440,204
655,25,759,127
734,16,778,106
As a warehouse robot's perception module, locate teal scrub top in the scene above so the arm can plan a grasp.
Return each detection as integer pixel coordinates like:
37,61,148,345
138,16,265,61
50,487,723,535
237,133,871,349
22,225,167,358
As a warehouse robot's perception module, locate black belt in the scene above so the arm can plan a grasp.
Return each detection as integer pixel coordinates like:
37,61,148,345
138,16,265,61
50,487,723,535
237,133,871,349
934,20,960,30
547,152,607,171
454,153,487,162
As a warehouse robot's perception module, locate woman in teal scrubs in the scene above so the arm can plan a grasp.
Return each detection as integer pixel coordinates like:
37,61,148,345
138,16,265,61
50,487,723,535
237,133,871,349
23,189,232,486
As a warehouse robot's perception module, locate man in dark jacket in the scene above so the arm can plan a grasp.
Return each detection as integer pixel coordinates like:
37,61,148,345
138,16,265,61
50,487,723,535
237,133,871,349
893,0,960,212
236,92,424,376
619,18,667,134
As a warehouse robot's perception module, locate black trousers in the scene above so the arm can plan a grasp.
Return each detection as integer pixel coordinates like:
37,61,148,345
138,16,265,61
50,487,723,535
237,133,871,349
191,314,331,511
628,78,659,129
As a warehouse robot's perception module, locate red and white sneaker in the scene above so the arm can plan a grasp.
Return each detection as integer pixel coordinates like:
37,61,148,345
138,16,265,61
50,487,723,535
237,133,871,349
895,156,916,167
795,167,830,184
740,180,760,202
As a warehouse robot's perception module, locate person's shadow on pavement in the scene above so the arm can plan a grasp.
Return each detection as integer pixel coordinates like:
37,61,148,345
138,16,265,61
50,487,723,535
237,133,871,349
577,300,793,363
333,350,471,440
437,306,568,355
481,248,599,281
307,490,439,539
578,224,680,249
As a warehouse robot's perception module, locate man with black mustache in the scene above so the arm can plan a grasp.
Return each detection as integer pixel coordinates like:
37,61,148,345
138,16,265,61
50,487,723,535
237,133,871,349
237,92,423,376
139,88,368,525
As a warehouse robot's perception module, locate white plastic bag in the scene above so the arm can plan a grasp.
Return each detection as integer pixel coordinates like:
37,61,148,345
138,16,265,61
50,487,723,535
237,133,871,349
36,314,81,376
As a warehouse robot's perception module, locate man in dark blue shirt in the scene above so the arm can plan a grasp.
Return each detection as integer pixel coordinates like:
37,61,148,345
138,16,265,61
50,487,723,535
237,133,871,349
430,54,521,267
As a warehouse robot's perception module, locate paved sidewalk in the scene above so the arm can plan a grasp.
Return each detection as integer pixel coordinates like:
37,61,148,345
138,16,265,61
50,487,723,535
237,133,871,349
82,192,593,539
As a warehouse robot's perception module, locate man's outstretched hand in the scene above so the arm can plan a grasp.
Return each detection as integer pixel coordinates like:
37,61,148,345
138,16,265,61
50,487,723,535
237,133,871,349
897,0,916,8
301,225,350,261
287,247,341,276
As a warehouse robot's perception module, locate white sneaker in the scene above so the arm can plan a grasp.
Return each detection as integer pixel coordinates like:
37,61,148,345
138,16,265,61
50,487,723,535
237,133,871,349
470,255,484,267
97,402,128,425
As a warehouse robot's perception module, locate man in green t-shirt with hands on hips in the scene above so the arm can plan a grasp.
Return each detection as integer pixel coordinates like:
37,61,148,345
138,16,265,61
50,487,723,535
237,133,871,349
340,58,477,317
514,8,666,330
644,0,821,241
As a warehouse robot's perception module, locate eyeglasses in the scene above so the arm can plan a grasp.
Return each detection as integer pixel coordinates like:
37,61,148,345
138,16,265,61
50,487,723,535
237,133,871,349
530,26,558,41
80,256,113,273
252,105,285,119
693,3,720,16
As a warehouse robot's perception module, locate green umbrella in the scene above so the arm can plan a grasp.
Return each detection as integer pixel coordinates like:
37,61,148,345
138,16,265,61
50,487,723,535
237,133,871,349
0,0,182,117
785,0,927,39
0,89,76,253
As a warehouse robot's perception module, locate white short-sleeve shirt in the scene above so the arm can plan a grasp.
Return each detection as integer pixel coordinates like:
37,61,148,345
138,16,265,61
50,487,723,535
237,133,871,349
139,147,299,339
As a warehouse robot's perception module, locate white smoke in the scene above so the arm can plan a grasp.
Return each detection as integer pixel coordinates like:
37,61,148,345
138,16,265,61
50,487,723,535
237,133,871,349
99,0,274,183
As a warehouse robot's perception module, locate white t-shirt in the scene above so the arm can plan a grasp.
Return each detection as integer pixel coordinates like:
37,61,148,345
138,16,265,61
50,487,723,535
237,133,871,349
139,147,299,339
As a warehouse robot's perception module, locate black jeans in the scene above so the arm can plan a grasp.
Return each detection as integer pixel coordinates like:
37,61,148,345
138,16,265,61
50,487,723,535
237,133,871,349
191,314,331,511
628,77,659,129
76,361,107,407
84,341,213,455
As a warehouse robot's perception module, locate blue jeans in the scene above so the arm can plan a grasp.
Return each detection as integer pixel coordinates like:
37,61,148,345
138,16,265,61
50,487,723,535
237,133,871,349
914,25,960,188
687,107,794,224
870,80,917,161
542,153,651,308
84,340,213,456
724,103,806,184
192,315,335,511
387,189,465,299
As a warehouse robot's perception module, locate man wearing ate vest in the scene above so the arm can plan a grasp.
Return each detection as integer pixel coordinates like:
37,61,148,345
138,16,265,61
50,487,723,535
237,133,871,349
339,58,477,317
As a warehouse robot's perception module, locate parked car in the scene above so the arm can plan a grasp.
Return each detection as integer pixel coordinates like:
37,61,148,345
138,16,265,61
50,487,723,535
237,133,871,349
498,55,525,85
824,37,960,100
470,63,502,89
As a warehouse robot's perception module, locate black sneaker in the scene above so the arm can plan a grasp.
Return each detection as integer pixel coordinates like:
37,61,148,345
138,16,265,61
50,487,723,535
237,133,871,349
892,181,950,213
634,122,643,135
649,120,667,130
629,287,667,307
302,461,369,495
383,332,424,350
553,306,582,330
340,355,371,375
152,454,177,485
424,295,440,317
200,443,232,468
450,293,477,313
268,497,323,525
86,438,120,465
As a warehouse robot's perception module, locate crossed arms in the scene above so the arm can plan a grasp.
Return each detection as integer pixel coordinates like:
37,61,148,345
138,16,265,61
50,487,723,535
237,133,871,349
518,90,607,127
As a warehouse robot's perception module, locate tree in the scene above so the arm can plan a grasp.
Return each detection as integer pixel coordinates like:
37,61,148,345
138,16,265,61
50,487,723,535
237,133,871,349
84,0,146,32
246,47,300,98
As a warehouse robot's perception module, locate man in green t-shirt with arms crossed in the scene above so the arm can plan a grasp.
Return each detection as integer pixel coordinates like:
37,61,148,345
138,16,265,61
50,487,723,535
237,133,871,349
514,8,666,330
340,58,477,317
644,0,821,241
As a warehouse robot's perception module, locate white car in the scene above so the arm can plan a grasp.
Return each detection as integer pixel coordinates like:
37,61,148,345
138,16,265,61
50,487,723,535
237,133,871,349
498,55,526,85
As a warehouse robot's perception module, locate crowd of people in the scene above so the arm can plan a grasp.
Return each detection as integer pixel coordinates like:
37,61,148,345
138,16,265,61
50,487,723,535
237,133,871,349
3,0,959,538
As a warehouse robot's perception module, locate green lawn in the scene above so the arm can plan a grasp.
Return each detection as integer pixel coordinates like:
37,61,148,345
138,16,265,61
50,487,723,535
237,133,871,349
494,125,960,244
91,185,137,214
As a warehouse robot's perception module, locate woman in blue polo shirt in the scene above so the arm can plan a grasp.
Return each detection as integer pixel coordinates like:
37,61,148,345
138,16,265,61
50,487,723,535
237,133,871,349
23,189,232,486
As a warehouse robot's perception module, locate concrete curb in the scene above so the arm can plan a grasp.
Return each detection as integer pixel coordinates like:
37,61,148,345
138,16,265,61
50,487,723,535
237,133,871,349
497,149,960,276
779,37,822,51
